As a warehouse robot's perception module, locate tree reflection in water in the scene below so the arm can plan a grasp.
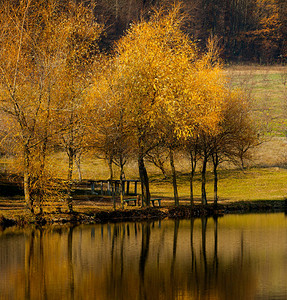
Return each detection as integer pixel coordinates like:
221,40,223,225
3,214,287,299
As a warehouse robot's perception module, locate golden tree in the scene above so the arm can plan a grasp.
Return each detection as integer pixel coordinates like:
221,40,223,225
53,5,103,211
88,58,135,209
189,89,258,206
0,0,103,213
110,5,226,206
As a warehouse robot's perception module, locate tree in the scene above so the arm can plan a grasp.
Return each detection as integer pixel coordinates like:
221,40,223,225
88,59,134,208
0,0,62,212
145,146,169,179
183,134,201,206
53,3,103,211
0,0,103,213
111,5,225,206
204,90,258,205
222,92,259,170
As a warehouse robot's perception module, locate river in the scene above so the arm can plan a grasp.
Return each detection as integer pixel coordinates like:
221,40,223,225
1,213,287,299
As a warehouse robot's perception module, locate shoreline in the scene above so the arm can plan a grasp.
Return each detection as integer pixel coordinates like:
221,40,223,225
1,200,286,228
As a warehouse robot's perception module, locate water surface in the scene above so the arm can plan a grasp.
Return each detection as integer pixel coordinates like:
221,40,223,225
1,213,287,299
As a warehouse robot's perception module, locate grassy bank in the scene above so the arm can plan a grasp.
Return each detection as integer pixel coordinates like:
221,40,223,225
0,65,286,226
1,199,286,229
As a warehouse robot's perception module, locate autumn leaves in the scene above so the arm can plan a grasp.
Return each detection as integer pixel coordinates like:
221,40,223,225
0,1,103,212
0,1,256,213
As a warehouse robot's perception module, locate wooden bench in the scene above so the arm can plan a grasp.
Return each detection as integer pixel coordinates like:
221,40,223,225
123,198,138,206
123,198,161,207
151,198,161,207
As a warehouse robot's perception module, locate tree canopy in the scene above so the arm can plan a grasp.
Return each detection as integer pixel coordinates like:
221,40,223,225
0,1,259,212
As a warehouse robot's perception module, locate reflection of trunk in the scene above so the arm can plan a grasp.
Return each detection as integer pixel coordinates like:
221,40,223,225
201,217,208,271
120,224,125,279
24,145,34,213
138,145,150,207
241,231,244,265
139,223,150,280
169,148,179,206
170,219,179,284
25,230,35,299
201,154,208,205
139,223,150,300
157,225,165,267
213,216,218,278
190,218,199,296
68,227,75,300
39,230,48,300
110,224,117,277
190,218,195,268
201,217,208,292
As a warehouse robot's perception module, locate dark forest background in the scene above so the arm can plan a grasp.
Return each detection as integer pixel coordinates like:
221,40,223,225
91,0,286,63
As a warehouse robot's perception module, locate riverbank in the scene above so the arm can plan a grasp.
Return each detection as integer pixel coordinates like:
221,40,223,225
1,199,286,228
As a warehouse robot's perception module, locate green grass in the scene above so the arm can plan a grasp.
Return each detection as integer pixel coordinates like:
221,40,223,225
225,65,287,136
148,167,287,202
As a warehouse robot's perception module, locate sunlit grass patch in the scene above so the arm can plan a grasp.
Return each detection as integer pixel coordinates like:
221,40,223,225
225,65,287,136
216,168,287,201
148,167,287,202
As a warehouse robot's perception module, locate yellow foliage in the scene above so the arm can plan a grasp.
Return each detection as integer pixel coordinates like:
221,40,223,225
109,4,227,140
0,0,103,211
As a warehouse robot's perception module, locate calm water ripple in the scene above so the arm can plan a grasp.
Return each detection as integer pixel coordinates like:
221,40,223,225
1,213,287,300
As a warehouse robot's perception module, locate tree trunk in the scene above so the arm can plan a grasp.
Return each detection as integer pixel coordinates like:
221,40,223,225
108,156,113,180
37,137,49,214
120,156,125,209
169,148,179,206
138,147,150,207
159,164,167,179
212,153,219,206
188,137,199,206
75,154,82,182
67,147,74,213
190,170,194,207
189,150,197,207
201,155,208,205
153,159,167,179
111,179,116,211
24,146,34,213
213,166,218,205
